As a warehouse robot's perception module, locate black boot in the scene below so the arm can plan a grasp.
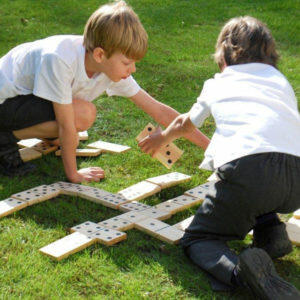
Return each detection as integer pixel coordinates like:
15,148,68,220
0,132,36,177
236,248,300,299
253,222,293,259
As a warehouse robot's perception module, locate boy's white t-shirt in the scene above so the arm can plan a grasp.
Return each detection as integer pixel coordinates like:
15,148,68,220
189,63,300,171
0,35,140,104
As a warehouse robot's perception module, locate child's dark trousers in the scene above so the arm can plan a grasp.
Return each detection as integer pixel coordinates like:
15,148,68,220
181,152,300,286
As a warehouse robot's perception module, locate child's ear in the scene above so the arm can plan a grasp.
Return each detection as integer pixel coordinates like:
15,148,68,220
92,47,105,63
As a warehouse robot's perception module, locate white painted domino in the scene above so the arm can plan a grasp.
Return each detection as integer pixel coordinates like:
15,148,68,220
11,185,60,205
78,131,89,141
118,181,161,202
32,141,58,154
285,220,300,246
293,209,300,220
154,201,184,214
167,194,203,210
19,148,42,162
119,201,152,212
55,149,102,157
98,216,133,231
118,211,149,224
70,221,103,235
49,182,92,197
155,226,185,244
17,138,42,148
134,218,170,236
39,231,97,261
139,207,172,221
84,193,129,209
146,172,191,189
136,123,183,169
184,183,210,200
172,215,194,231
87,140,130,153
0,198,28,218
88,227,127,246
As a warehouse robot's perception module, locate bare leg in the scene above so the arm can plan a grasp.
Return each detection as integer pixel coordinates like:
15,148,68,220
13,99,97,142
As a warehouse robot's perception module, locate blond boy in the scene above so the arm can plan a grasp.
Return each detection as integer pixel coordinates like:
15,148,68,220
0,1,209,182
139,16,300,298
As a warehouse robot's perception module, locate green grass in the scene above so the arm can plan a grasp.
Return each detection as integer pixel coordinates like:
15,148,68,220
0,0,299,298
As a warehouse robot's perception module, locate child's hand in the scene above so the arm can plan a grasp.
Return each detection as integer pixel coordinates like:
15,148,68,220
70,167,105,183
138,126,167,157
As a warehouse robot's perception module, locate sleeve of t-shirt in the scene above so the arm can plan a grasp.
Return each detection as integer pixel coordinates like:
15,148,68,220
106,75,140,98
33,54,73,104
189,80,212,127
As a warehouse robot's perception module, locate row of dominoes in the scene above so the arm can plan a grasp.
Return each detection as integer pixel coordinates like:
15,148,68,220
39,181,208,260
17,131,132,162
40,190,300,261
0,172,192,219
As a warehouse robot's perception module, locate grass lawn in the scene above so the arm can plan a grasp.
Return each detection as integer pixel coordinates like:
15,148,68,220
0,0,299,298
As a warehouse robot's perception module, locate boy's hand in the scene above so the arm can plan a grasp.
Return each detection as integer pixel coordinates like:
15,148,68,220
138,127,167,157
69,167,105,183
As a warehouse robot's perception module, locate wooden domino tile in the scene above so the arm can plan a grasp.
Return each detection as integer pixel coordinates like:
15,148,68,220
168,194,203,210
293,209,300,220
17,138,42,148
135,218,170,237
118,181,161,202
32,141,58,155
119,201,151,212
92,193,129,209
88,227,127,246
288,217,299,228
207,172,220,182
285,221,300,246
0,198,28,218
136,123,183,169
155,226,185,244
139,207,172,221
11,185,60,205
136,123,156,142
78,131,89,141
172,215,194,231
39,231,97,261
118,211,149,224
154,201,185,214
55,149,102,157
70,221,103,235
76,187,112,204
98,216,134,231
49,182,92,197
184,184,209,200
146,172,191,189
19,148,42,162
87,140,131,153
154,143,184,169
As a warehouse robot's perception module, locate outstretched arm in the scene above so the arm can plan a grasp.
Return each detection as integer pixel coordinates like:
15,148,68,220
139,113,195,156
130,89,210,150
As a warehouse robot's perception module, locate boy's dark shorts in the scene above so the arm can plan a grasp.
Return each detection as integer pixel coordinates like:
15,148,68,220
0,94,56,131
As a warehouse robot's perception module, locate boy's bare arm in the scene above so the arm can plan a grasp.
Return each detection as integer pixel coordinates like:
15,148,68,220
53,103,104,183
139,113,195,156
130,89,210,150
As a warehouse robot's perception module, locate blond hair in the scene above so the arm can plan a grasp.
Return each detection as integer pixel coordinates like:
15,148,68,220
214,16,279,69
83,1,148,60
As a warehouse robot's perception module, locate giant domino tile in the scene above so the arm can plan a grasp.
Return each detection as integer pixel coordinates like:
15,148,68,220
1,172,298,261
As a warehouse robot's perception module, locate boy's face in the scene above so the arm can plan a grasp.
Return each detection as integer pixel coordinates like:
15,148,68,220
95,51,137,82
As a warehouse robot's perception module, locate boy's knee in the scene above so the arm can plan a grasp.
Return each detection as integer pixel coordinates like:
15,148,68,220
73,99,97,131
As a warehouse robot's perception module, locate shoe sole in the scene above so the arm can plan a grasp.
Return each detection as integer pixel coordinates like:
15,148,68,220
239,248,300,300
